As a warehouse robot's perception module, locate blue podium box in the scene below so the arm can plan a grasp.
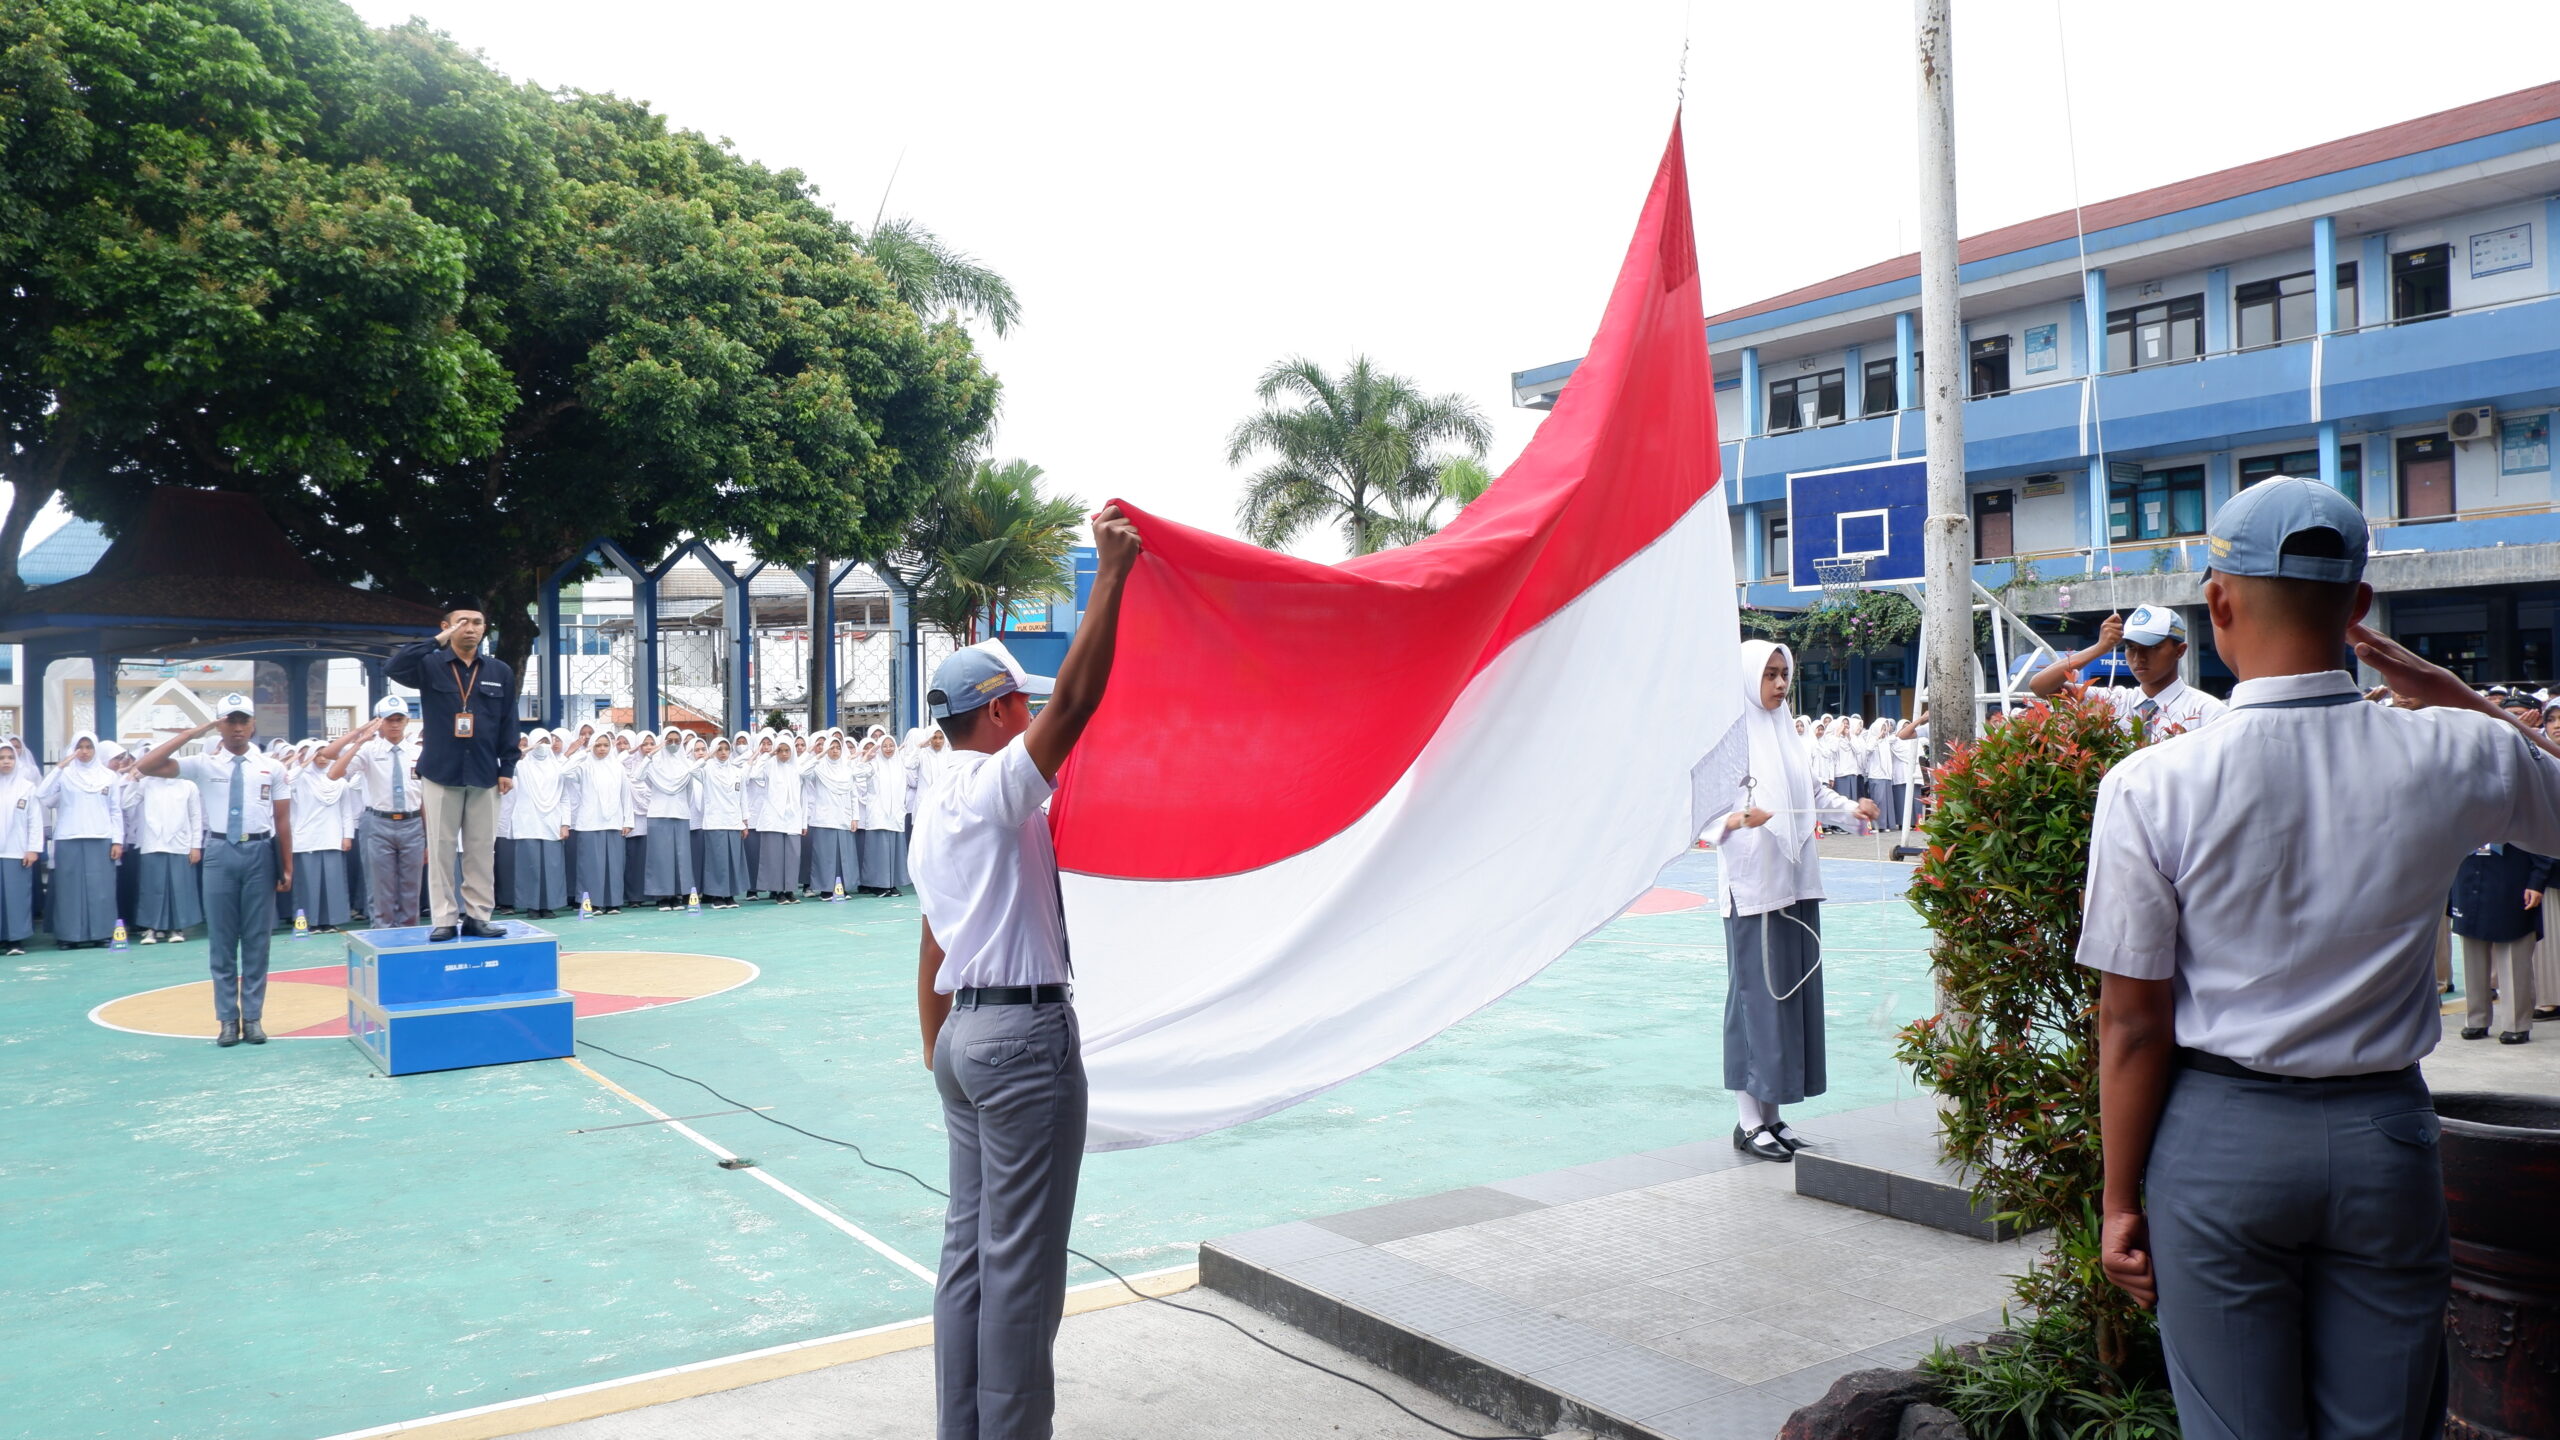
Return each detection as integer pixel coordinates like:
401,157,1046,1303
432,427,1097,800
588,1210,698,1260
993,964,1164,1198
348,989,576,1076
346,921,559,1006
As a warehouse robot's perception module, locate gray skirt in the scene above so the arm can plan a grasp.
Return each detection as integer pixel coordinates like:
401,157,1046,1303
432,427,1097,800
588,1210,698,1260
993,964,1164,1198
752,831,802,894
291,849,351,928
50,837,118,942
135,851,202,931
573,828,627,910
1723,899,1827,1106
642,820,694,898
698,829,748,898
857,828,906,889
511,837,569,911
806,827,858,894
0,856,36,941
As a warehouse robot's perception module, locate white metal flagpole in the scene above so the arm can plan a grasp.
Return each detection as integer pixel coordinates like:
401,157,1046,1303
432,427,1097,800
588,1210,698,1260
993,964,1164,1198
1915,0,1973,760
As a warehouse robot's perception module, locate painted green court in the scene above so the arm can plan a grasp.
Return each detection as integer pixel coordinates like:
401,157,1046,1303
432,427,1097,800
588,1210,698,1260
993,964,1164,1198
5,850,1932,1440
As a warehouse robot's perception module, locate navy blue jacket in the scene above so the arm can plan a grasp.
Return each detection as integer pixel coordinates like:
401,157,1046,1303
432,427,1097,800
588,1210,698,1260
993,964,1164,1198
2448,844,2554,943
385,641,519,788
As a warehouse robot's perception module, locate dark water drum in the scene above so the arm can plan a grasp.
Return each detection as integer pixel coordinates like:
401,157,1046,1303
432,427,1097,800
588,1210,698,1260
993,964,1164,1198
2436,1091,2560,1440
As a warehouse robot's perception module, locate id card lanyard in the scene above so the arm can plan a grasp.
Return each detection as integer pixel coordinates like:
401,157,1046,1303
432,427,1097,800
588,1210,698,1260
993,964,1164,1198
449,657,481,739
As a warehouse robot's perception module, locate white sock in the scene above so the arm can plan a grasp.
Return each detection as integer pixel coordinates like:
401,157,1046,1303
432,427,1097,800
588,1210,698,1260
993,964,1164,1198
1736,1094,1772,1131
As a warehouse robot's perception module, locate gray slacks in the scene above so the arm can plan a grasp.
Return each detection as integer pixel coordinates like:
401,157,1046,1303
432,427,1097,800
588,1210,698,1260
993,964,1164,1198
363,811,427,928
933,998,1086,1440
2147,1064,2449,1440
422,780,496,928
202,836,277,1025
2460,935,2537,1035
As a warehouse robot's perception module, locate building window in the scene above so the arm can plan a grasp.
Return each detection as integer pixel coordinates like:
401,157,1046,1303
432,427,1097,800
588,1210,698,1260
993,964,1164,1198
0,647,13,685
1766,516,1790,578
1972,489,2014,560
2236,264,2359,348
2392,245,2451,322
2237,445,2363,507
2106,294,2204,372
1862,358,1899,415
1968,336,2011,398
1767,369,1844,432
2108,464,2207,541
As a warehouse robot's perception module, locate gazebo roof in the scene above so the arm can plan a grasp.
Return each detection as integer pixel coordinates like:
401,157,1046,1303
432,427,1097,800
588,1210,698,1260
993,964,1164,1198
0,489,443,658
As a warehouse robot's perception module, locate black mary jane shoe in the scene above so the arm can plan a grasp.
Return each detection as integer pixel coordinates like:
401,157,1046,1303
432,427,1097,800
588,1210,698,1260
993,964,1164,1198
1732,1124,1793,1163
2500,1031,2532,1045
1769,1123,1809,1153
2460,1027,2491,1040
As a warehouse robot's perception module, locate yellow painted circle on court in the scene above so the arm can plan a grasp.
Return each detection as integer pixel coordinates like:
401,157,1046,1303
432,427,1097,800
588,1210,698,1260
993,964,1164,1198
89,950,757,1040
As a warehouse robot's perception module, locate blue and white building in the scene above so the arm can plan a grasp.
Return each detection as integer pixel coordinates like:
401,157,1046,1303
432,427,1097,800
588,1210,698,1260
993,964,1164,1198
1515,82,2560,715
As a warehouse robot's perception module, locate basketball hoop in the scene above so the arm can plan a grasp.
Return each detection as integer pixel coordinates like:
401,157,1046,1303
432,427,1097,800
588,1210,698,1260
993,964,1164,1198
1812,554,1871,605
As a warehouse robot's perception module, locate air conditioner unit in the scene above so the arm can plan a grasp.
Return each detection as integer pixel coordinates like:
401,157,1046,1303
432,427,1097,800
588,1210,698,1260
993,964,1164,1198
2449,406,2495,444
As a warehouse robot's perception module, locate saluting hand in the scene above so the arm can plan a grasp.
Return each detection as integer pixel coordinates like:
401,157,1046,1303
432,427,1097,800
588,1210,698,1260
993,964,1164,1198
2348,623,2477,713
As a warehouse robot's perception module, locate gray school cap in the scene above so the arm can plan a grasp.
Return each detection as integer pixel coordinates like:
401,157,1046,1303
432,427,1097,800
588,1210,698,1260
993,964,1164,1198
927,640,1054,720
2205,477,2367,583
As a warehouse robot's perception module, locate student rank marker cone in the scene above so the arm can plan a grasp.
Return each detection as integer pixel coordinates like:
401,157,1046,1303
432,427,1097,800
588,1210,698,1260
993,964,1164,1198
831,876,846,902
578,891,595,920
687,890,701,915
293,907,309,938
110,919,129,950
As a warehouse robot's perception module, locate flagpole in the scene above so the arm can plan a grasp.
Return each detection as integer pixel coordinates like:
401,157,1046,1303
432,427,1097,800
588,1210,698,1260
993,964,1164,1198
1915,0,1974,758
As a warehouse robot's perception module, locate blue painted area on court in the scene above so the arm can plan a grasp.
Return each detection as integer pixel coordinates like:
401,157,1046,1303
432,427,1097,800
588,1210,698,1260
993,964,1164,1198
2,853,1932,1439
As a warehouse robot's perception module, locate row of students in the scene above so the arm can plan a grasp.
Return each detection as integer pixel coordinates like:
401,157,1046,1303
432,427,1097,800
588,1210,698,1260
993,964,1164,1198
1793,714,1920,833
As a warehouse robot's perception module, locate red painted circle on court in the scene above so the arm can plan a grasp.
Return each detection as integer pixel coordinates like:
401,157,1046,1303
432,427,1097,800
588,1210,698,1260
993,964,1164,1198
1626,887,1707,915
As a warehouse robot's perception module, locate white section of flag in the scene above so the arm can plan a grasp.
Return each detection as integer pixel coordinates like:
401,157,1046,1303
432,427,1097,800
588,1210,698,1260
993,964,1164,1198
1065,491,1747,1151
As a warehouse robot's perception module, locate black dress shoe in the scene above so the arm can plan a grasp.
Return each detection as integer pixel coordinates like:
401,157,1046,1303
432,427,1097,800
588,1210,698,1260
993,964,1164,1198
1732,1124,1793,1163
2460,1026,2490,1040
1770,1123,1809,1153
217,1021,241,1048
242,1020,267,1045
2500,1031,2531,1045
460,916,503,940
428,925,458,943
2535,1006,2560,1021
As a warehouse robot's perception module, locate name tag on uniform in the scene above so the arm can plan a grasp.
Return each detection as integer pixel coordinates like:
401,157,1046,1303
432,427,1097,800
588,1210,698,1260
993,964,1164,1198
258,782,272,802
453,711,476,739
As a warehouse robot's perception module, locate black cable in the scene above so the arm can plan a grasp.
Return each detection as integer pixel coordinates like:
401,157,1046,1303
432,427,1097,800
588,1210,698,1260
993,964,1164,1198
574,1039,1547,1440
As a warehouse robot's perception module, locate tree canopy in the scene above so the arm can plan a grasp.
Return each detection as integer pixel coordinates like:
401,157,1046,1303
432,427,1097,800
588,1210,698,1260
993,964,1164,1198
1227,356,1490,556
905,457,1085,643
0,0,1002,682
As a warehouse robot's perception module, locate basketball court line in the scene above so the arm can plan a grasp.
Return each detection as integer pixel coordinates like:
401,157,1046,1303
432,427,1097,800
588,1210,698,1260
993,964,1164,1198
561,1053,939,1283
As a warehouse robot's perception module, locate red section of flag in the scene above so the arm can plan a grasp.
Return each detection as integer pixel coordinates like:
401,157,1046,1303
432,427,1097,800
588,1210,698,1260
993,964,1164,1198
1052,120,1718,881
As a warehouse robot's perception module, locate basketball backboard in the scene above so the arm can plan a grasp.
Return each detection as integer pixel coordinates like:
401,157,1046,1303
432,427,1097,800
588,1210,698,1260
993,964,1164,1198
1785,458,1927,593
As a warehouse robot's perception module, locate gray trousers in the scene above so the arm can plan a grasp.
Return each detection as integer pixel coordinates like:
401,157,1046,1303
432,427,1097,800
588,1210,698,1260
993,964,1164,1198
2460,935,2537,1035
422,780,496,928
933,998,1086,1440
202,836,277,1025
2147,1064,2449,1440
363,811,427,928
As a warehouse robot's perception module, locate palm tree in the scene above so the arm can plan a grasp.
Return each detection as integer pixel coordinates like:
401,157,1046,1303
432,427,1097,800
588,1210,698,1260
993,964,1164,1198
852,216,1021,337
1228,356,1492,556
911,458,1086,642
1437,455,1497,507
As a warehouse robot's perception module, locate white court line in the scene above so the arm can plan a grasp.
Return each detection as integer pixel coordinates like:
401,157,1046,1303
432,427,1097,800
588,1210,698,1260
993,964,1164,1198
564,1055,938,1284
307,1265,1198,1440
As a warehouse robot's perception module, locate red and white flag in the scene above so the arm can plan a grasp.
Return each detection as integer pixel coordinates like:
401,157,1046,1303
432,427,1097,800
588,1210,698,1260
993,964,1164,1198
1053,121,1744,1150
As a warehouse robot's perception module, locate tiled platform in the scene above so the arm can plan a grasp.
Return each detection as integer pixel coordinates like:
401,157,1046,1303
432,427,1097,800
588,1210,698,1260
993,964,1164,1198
1202,1102,2040,1440
1791,1098,2029,1241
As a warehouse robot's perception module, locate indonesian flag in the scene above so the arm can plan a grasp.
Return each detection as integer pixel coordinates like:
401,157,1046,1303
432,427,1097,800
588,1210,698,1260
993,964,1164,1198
1052,120,1744,1150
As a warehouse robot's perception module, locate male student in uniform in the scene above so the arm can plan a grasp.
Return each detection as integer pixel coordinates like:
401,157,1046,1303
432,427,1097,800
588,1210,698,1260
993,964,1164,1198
320,697,428,928
134,695,293,1047
2029,603,2225,732
910,504,1139,1440
2082,477,2560,1440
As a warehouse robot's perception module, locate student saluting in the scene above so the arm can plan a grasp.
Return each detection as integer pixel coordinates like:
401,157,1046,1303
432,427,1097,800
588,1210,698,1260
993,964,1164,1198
2031,603,2225,733
911,504,1139,1440
2083,478,2560,1440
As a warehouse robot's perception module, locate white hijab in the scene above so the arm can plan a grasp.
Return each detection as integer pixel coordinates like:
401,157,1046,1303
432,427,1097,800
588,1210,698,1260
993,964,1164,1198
643,727,694,795
518,727,569,812
55,732,120,795
1722,640,1826,917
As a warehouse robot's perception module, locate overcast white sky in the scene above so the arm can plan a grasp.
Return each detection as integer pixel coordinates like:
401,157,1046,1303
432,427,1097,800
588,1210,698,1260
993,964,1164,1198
125,3,2560,556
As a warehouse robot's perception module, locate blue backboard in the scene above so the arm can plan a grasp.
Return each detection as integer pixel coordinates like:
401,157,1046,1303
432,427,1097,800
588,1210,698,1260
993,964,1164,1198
1785,459,1928,592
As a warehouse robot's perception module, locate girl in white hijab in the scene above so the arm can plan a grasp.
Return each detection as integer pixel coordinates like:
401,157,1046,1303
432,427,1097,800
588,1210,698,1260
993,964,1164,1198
746,734,808,901
859,731,910,897
0,738,46,953
505,729,574,918
37,732,126,947
802,733,862,896
567,730,633,913
288,738,354,930
1706,641,1874,1161
695,735,750,907
637,726,700,908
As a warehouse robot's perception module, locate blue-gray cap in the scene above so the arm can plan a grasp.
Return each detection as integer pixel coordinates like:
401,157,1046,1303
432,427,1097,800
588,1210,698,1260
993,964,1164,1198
2205,477,2367,584
927,640,1054,720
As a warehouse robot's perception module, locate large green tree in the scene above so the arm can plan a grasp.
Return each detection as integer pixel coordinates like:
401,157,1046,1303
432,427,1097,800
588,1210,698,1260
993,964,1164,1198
2,0,1001,687
906,457,1084,643
1228,356,1491,556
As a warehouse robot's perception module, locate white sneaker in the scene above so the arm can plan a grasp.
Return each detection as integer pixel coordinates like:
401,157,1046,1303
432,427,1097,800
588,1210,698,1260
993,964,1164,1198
138,932,157,945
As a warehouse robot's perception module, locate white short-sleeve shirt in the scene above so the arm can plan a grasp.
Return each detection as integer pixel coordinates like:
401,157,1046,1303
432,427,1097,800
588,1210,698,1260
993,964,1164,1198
910,736,1067,994
2078,670,2560,1076
174,748,288,839
344,737,424,811
2090,678,2224,735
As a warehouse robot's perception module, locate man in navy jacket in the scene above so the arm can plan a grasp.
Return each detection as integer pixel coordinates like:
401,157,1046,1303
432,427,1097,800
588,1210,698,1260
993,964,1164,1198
2449,842,2551,1043
386,599,518,941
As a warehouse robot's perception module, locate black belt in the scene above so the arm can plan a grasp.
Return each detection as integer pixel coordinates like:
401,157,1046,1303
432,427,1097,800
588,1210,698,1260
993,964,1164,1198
2176,1047,2414,1085
203,832,274,844
369,808,420,821
956,984,1070,1007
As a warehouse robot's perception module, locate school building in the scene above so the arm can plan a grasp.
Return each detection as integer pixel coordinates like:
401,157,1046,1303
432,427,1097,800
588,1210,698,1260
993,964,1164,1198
1514,81,2560,714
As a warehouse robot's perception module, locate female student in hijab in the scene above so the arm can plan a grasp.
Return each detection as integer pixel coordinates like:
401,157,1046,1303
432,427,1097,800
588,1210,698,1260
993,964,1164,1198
747,734,808,902
568,731,632,913
859,730,911,896
1708,641,1877,1161
802,733,861,897
637,726,700,909
506,729,574,919
0,739,46,954
37,733,126,948
695,736,749,908
1859,718,1899,830
287,739,355,932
